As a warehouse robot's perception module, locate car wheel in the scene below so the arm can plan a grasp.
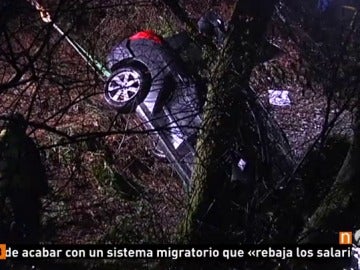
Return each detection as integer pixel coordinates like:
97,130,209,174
104,63,151,112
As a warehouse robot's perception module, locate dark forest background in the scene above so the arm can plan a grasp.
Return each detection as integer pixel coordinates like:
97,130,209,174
1,0,359,269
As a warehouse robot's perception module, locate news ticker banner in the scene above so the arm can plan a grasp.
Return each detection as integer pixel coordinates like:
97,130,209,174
0,244,357,261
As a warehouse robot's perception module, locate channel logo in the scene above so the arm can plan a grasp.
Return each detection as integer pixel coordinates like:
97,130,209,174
339,232,353,245
0,244,6,260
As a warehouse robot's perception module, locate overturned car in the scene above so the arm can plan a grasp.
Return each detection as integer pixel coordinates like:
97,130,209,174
103,13,291,187
104,28,218,187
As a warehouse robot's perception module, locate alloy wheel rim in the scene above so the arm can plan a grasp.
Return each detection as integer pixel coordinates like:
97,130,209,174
107,70,141,102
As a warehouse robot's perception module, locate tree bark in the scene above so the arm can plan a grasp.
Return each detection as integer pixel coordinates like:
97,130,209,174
180,0,279,243
298,106,360,244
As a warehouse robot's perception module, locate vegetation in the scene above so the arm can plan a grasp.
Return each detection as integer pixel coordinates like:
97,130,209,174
1,0,359,269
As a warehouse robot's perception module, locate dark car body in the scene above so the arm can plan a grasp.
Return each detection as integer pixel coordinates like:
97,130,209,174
104,25,291,187
105,31,206,186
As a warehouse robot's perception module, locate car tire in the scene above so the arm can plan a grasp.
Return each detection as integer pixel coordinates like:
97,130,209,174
104,62,151,113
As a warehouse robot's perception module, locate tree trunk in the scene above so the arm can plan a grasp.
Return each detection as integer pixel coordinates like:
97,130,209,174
180,0,279,243
298,107,360,244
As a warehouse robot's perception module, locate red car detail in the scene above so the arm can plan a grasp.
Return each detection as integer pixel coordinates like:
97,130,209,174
129,30,164,44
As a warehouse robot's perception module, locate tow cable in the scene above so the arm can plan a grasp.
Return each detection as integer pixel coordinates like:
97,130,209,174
28,0,111,78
